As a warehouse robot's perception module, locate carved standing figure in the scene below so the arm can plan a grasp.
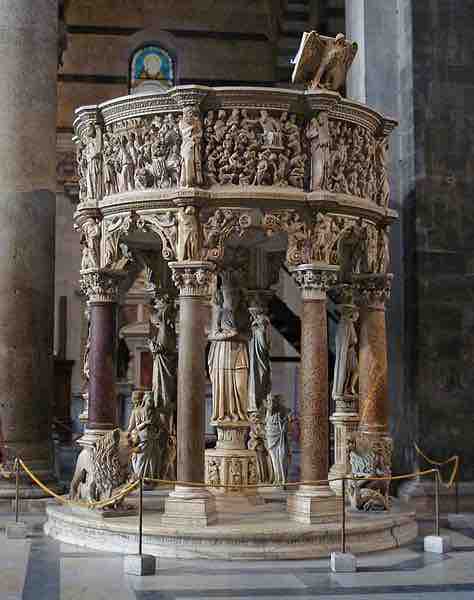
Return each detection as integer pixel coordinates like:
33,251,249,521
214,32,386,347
148,295,178,430
247,303,272,413
177,206,201,260
265,394,289,485
307,112,331,191
83,123,103,200
332,304,359,400
208,272,249,423
128,391,162,480
80,217,100,271
179,106,203,187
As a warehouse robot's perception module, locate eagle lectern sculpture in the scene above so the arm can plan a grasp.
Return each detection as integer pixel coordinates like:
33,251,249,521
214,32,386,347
292,32,358,94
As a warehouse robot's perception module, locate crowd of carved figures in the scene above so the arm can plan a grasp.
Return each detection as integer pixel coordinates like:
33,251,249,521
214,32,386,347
76,107,390,205
202,109,306,188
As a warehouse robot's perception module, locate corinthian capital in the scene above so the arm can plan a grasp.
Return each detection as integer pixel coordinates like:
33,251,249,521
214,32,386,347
169,261,216,298
353,273,393,309
290,263,339,300
80,270,120,303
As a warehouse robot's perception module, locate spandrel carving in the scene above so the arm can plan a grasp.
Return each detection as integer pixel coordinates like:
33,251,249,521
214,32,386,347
202,108,305,189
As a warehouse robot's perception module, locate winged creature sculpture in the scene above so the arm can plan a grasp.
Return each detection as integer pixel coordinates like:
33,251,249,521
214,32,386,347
292,32,358,94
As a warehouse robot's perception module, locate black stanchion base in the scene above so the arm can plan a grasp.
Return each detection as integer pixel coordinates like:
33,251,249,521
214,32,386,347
123,554,156,576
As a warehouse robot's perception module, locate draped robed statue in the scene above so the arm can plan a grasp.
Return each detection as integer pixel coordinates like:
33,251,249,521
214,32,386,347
208,271,249,423
332,304,359,400
247,303,272,413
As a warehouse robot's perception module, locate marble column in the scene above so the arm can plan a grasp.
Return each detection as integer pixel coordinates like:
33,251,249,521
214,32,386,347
287,264,339,523
0,0,59,498
162,261,217,526
79,271,120,446
355,274,392,440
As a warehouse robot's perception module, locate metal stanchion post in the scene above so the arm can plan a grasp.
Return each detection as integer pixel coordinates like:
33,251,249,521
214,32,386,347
5,457,27,539
123,476,156,576
341,477,346,554
138,476,143,556
434,468,440,537
330,476,356,573
455,463,459,515
14,458,20,524
424,468,451,554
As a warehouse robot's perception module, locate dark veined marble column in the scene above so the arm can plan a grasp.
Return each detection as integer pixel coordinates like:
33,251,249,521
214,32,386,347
79,271,120,445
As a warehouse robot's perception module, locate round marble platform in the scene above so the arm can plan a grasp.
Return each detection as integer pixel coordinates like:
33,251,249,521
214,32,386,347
44,496,417,560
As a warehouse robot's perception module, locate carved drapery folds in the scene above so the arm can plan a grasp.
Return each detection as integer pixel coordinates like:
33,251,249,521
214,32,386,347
202,108,306,188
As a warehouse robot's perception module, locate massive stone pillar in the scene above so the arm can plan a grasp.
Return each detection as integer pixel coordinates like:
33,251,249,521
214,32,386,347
345,0,416,474
79,271,120,445
287,264,339,523
162,261,217,526
0,0,59,498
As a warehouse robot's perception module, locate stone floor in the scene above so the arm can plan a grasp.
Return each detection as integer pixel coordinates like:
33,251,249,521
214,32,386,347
1,514,474,599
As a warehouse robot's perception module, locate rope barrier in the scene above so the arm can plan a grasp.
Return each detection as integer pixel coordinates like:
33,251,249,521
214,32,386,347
414,443,459,488
18,459,139,510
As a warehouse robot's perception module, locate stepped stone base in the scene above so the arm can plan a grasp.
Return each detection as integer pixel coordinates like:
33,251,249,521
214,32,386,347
44,499,417,560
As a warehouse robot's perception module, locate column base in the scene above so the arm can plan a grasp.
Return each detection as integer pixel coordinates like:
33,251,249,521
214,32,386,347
287,485,339,524
162,486,218,527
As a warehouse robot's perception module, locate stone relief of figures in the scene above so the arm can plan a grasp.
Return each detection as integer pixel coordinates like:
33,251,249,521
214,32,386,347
265,394,290,485
337,219,389,281
127,390,162,481
207,458,221,487
79,217,101,271
99,112,182,196
291,31,358,93
202,108,306,189
208,270,249,423
70,429,131,506
247,300,272,414
148,295,178,430
332,303,359,401
179,106,203,187
347,435,392,511
375,137,390,207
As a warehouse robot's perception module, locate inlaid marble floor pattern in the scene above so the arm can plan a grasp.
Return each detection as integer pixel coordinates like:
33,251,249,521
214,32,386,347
1,515,474,600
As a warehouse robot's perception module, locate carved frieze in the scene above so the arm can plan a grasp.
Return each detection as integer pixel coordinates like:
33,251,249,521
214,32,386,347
202,109,306,189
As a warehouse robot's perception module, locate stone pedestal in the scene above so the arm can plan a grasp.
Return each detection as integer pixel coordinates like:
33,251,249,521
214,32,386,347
287,264,338,523
0,0,60,498
424,535,452,554
329,396,359,495
205,425,258,498
330,551,357,573
161,262,217,526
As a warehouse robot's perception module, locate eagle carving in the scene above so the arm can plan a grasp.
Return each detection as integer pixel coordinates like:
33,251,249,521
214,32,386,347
291,32,358,94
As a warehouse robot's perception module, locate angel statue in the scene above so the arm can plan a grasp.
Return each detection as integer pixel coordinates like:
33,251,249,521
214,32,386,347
292,32,358,94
